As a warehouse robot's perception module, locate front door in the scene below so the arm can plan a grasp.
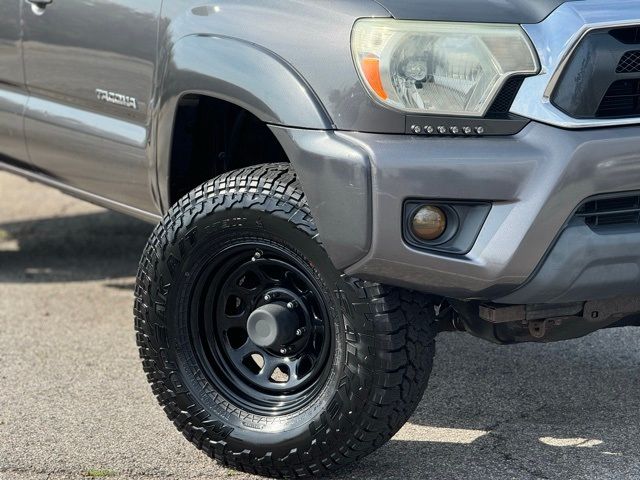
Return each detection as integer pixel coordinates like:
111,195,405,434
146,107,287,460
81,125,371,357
0,0,28,167
21,0,162,213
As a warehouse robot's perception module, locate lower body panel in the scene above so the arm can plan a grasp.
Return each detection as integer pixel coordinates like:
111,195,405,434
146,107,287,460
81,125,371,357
274,122,640,303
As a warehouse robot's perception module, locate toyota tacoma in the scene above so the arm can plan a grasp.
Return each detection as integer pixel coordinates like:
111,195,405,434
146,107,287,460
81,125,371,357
1,0,640,477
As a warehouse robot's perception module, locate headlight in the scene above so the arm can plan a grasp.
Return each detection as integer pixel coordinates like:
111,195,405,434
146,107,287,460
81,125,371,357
351,19,539,117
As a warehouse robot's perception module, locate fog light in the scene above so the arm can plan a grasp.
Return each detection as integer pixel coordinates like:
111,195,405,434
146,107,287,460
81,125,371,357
411,206,447,241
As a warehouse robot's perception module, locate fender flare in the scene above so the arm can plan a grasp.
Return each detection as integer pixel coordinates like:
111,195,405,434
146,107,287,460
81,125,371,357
154,34,333,209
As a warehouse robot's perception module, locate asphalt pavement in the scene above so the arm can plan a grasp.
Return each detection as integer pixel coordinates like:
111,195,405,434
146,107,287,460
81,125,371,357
1,171,640,480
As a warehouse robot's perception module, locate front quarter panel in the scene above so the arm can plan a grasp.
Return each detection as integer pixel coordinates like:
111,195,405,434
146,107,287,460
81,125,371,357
158,34,331,130
155,0,396,211
156,1,398,128
155,33,333,205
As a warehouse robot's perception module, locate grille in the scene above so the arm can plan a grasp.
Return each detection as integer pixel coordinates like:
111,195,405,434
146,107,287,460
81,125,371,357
487,77,525,115
596,79,640,117
610,26,640,45
617,51,640,73
598,28,640,117
553,26,640,119
576,194,640,228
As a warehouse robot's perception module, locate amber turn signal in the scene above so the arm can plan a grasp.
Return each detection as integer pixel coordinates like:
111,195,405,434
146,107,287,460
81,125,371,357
411,206,447,241
361,57,388,100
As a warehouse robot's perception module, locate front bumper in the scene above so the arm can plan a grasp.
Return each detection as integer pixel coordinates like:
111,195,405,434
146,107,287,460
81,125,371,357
272,122,640,303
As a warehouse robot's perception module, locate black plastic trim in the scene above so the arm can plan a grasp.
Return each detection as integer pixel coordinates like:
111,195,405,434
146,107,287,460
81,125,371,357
573,190,640,230
405,114,530,137
402,200,492,255
552,27,640,119
610,26,640,45
487,77,526,114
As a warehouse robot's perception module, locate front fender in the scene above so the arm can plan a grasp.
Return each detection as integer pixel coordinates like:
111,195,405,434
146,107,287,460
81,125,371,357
154,34,333,209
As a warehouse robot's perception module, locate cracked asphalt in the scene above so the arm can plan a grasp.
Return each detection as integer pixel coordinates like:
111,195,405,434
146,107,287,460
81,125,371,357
1,171,640,480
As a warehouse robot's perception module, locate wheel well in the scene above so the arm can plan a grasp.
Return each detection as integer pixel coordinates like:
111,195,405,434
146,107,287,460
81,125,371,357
169,94,289,204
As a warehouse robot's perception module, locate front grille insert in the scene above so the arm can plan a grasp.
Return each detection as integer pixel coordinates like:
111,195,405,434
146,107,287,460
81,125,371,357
617,51,640,73
576,194,640,228
596,79,640,118
553,26,640,119
610,26,640,45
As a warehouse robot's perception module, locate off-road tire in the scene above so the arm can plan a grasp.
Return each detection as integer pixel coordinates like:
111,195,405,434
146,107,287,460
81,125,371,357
134,163,437,477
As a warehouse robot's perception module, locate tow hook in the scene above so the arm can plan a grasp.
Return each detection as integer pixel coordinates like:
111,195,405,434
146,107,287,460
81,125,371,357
527,318,562,339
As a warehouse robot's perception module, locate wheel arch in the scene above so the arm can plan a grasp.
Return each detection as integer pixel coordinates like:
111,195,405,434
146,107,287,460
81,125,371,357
154,34,334,211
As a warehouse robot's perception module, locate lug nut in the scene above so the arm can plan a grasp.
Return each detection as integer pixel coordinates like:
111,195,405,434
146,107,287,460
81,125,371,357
280,348,288,355
252,251,262,262
287,301,298,309
296,328,306,336
264,294,273,302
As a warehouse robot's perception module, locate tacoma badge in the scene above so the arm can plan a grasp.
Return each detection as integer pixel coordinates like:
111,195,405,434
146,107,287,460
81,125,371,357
95,89,138,110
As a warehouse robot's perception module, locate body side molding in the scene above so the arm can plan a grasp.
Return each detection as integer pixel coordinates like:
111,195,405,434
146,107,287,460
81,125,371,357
0,160,161,223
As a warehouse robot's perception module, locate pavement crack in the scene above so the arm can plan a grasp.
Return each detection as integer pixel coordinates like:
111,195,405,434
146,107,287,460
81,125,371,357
479,402,551,480
489,431,551,480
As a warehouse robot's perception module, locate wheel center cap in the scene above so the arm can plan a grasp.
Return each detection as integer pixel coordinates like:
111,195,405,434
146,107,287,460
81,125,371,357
246,303,298,349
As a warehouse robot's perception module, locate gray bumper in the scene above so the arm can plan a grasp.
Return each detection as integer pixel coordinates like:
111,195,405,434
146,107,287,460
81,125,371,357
272,122,640,303
496,224,640,304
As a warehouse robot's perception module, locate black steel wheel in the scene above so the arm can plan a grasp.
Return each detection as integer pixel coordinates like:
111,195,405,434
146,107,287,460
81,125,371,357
193,242,333,415
135,164,437,478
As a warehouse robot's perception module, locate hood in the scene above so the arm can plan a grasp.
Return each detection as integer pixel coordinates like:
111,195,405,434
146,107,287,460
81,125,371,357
372,0,575,24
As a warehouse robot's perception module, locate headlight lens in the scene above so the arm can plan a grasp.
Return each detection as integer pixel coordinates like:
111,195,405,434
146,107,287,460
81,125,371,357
351,19,539,117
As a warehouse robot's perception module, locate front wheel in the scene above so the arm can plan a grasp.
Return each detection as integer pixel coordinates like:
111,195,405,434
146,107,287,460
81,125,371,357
134,164,437,477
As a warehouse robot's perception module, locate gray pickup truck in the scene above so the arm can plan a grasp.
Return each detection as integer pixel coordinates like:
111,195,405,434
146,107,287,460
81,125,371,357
2,0,640,477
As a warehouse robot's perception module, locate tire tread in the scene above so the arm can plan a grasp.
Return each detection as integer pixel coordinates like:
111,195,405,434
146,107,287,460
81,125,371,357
134,163,436,478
